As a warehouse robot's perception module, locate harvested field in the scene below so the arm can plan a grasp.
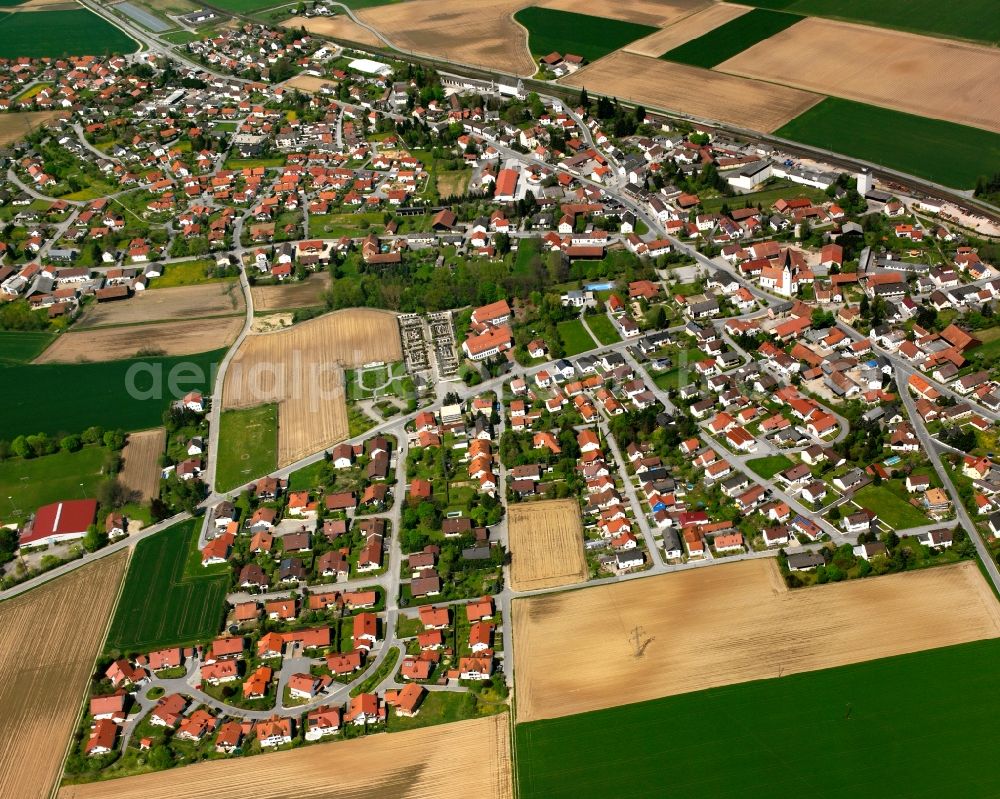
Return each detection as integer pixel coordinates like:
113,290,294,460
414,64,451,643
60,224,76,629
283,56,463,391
559,51,820,132
538,0,706,26
0,552,127,799
223,309,401,465
284,14,384,47
717,17,1000,133
119,427,166,502
513,559,1000,722
33,317,243,363
75,283,244,328
0,110,64,145
250,270,330,311
359,0,535,75
625,3,750,56
59,713,512,799
508,499,587,591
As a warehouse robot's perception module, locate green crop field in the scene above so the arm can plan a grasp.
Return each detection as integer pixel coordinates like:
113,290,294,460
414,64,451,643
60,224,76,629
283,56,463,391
517,638,1000,799
514,7,656,64
556,318,597,356
0,445,107,521
585,314,621,346
202,0,285,11
104,519,229,654
776,98,1000,190
746,453,793,479
725,0,1000,45
853,483,929,530
0,331,55,364
215,404,277,492
661,9,801,68
0,9,138,58
0,348,224,440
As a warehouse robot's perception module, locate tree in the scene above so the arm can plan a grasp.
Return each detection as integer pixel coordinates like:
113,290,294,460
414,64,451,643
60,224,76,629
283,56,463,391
578,87,589,110
103,429,126,450
82,524,107,553
10,435,30,459
60,434,82,453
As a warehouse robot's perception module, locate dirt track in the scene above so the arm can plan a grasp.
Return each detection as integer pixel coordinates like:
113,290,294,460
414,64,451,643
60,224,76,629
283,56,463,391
60,713,512,799
0,553,127,799
514,560,1000,722
509,499,587,591
34,317,243,363
717,17,1000,134
559,51,821,132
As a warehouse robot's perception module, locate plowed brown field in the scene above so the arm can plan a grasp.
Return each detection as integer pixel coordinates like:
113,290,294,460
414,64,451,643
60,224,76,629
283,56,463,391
250,271,330,311
514,559,1000,722
0,552,127,799
284,14,383,48
223,309,401,465
717,17,1000,133
119,428,166,502
359,0,535,75
559,51,821,132
34,317,243,363
75,283,243,328
625,3,750,56
359,0,709,74
59,713,512,799
509,499,587,591
0,111,64,144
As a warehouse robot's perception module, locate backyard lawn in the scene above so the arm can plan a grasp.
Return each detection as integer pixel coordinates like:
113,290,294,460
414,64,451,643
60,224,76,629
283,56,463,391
585,314,622,346
746,454,793,479
557,318,597,356
852,483,929,530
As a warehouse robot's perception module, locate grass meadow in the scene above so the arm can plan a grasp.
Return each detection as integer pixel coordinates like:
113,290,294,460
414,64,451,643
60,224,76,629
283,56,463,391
517,638,1000,798
215,404,278,492
104,519,229,654
0,445,107,521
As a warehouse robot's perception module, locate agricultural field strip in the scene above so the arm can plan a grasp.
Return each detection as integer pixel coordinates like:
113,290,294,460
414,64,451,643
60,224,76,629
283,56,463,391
716,17,1000,134
33,317,244,363
623,3,751,57
508,499,588,591
119,428,166,503
0,553,127,799
513,559,1000,722
223,309,401,466
559,50,821,133
59,713,513,799
660,8,802,69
